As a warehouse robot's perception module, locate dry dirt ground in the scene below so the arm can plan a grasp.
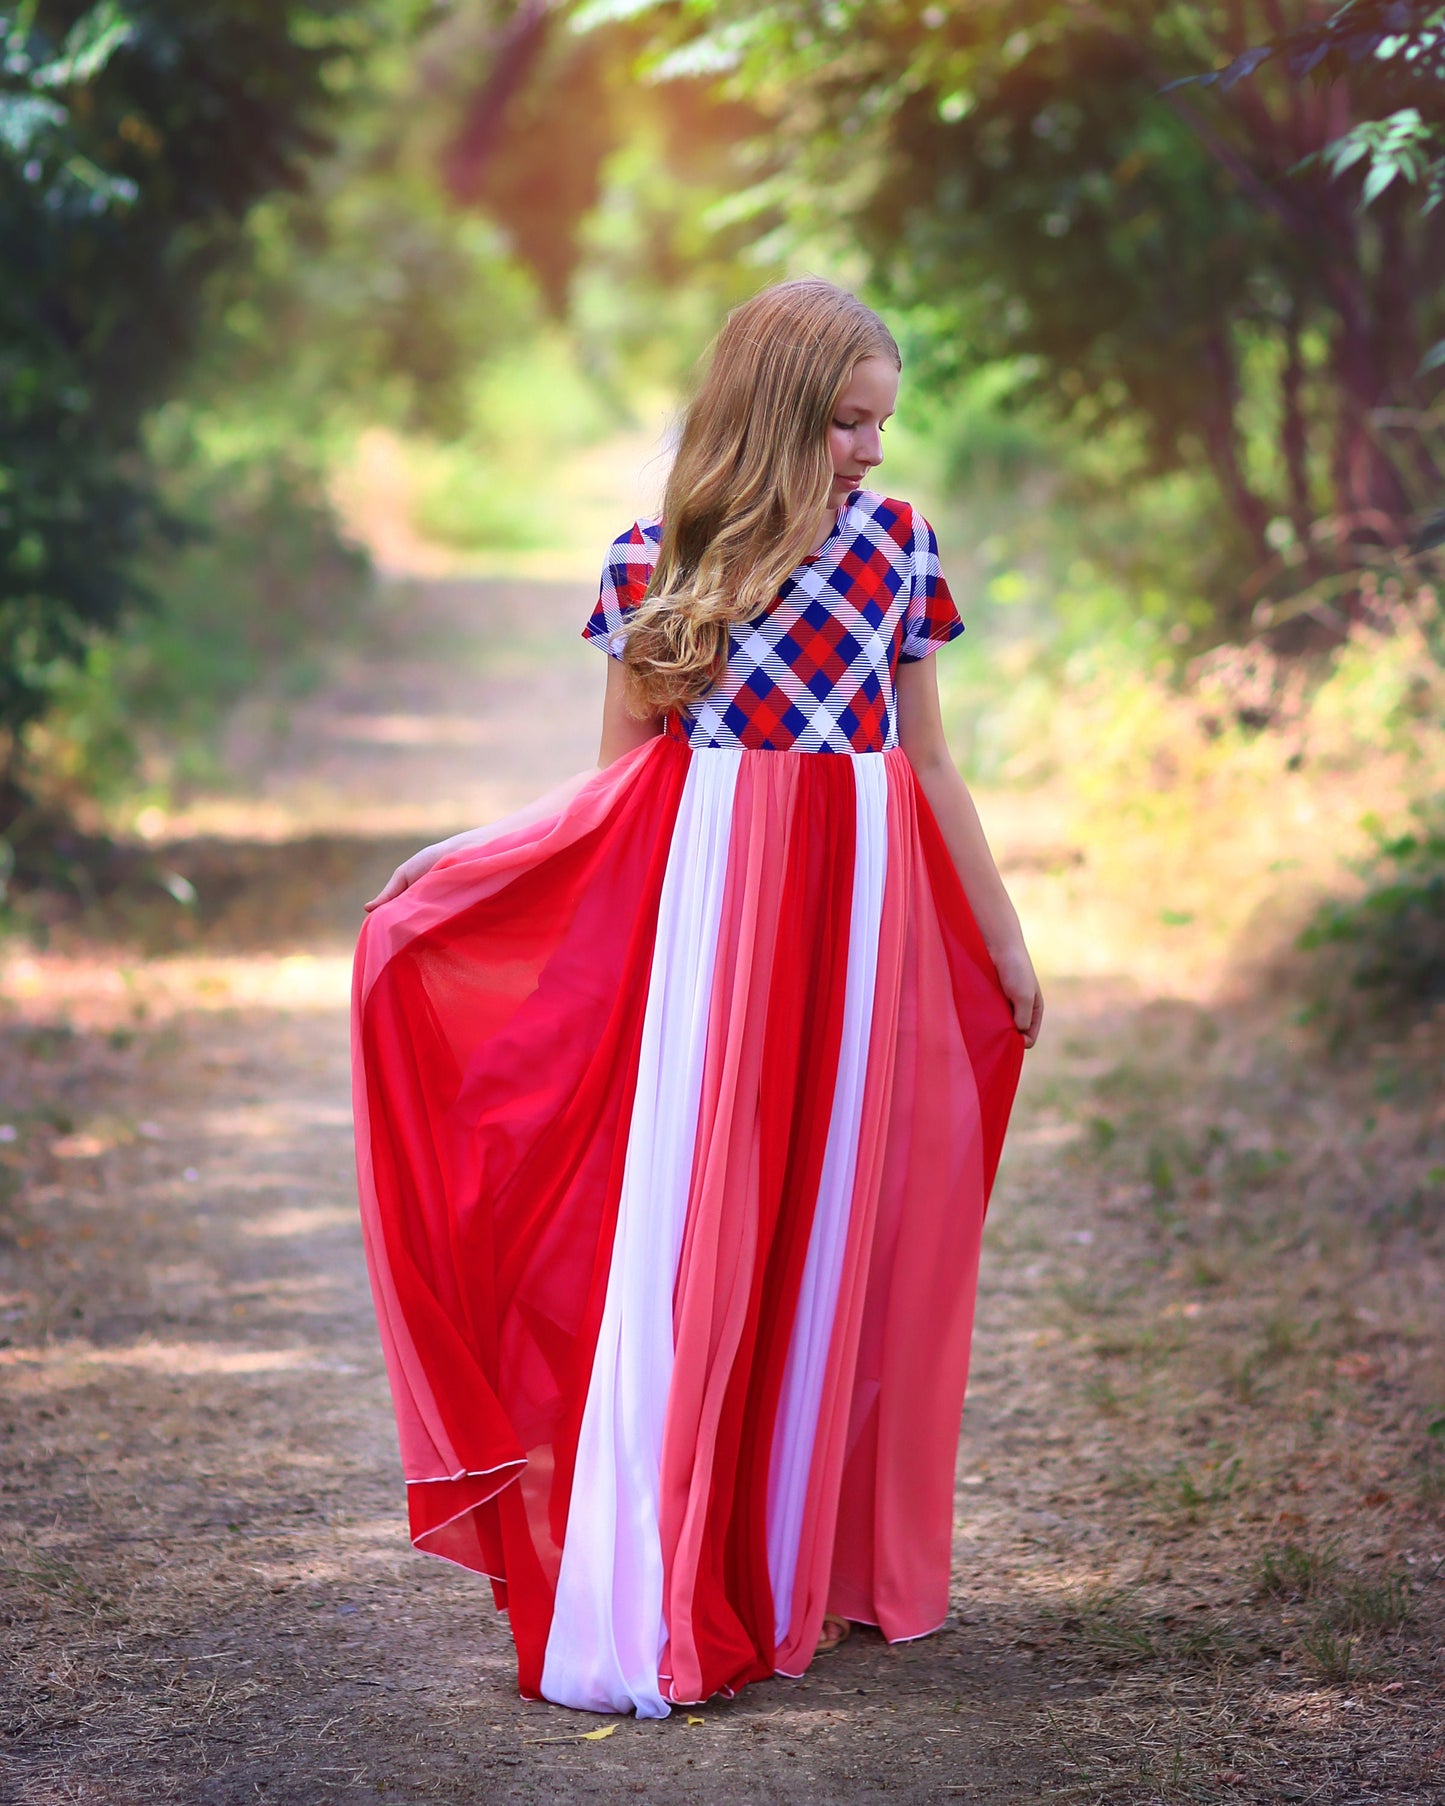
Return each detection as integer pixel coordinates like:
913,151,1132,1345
1,577,1442,1806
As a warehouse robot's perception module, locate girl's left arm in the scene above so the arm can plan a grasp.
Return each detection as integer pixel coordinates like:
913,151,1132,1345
896,657,1043,1048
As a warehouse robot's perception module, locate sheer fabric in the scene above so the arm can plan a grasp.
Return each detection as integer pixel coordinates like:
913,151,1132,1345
353,737,1022,1710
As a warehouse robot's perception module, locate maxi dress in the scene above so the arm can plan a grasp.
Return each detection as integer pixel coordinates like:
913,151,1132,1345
350,489,1024,1717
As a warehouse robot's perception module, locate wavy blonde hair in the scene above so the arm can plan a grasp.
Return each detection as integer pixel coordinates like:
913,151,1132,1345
622,279,901,716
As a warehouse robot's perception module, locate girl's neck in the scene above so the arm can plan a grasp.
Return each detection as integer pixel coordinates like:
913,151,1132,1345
807,497,842,556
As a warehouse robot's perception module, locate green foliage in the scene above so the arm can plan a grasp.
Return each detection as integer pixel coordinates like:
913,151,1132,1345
411,2,774,387
192,188,530,451
32,428,370,806
596,0,1445,635
1197,3,1445,206
1183,2,1445,373
0,1,380,782
1299,795,1445,1011
406,333,616,553
184,17,538,451
890,364,1227,676
1323,104,1440,207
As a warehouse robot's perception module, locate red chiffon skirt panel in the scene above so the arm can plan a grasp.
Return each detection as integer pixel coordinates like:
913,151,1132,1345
351,735,1022,1712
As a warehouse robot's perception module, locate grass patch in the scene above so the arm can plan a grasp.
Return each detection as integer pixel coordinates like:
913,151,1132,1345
1131,1323,1188,1372
1144,1141,1177,1200
21,1552,108,1611
1254,1545,1415,1680
1164,1455,1243,1518
1055,1586,1158,1667
1260,1310,1307,1362
1420,1419,1445,1513
1052,1587,1253,1674
1227,1145,1295,1191
1053,1278,1126,1319
1320,1574,1413,1636
1082,1371,1122,1414
1087,1114,1117,1153
1185,1251,1226,1289
1253,1540,1339,1601
1300,1621,1358,1682
1172,1618,1252,1667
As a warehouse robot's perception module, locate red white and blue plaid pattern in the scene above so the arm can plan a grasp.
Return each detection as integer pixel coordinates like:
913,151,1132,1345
583,491,963,754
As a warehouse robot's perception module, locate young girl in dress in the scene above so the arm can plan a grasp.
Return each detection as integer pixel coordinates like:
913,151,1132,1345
352,278,1042,1719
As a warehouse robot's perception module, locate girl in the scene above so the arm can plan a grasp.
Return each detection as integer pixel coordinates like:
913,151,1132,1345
352,278,1042,1720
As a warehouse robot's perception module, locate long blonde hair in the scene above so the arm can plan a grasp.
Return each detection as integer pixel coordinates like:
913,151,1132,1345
622,279,901,716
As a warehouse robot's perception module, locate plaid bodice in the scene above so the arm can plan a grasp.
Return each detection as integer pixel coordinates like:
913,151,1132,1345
582,491,963,754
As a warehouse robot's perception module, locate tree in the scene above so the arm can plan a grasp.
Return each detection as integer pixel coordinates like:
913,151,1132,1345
1191,2,1445,238
0,1,377,820
423,0,768,330
600,1,1445,637
1181,1,1445,560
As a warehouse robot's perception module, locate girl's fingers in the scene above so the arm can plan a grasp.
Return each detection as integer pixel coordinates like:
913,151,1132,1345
1026,990,1044,1048
362,844,449,914
363,868,411,912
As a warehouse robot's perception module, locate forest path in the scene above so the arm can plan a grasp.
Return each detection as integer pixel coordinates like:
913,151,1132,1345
1,576,1439,1806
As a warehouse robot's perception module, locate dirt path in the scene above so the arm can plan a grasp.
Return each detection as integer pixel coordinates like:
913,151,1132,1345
1,578,1442,1805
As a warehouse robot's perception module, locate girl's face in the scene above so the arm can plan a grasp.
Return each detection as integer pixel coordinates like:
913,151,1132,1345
827,356,899,501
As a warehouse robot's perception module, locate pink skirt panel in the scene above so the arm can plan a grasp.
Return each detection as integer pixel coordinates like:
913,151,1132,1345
351,736,1023,1708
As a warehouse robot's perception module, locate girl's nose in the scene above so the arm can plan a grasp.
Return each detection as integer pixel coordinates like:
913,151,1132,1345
860,429,883,467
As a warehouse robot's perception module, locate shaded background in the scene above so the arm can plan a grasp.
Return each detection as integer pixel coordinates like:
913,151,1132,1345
1,5,1443,1802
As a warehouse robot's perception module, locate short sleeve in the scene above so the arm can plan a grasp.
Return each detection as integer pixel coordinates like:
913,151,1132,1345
897,510,964,663
583,519,661,659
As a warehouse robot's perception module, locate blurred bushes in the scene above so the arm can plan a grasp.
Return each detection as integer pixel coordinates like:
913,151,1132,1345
3,0,1440,1060
949,570,1442,802
589,0,1445,638
406,334,616,553
26,430,369,812
1292,586,1445,1031
0,1,549,825
189,136,537,454
0,1,373,790
1299,800,1445,1027
931,542,1445,1011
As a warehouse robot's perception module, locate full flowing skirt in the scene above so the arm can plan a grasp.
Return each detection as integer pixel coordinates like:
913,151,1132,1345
351,734,1022,1716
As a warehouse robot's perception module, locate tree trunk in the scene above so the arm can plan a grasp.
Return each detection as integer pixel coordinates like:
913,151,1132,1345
1280,305,1318,568
1321,188,1414,552
1200,329,1275,575
444,0,553,204
0,742,34,840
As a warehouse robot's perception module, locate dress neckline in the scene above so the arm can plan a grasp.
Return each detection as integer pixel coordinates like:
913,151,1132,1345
800,490,861,565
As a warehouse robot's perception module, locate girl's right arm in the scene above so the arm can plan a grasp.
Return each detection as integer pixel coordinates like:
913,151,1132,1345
365,659,663,911
362,823,494,911
597,657,664,767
